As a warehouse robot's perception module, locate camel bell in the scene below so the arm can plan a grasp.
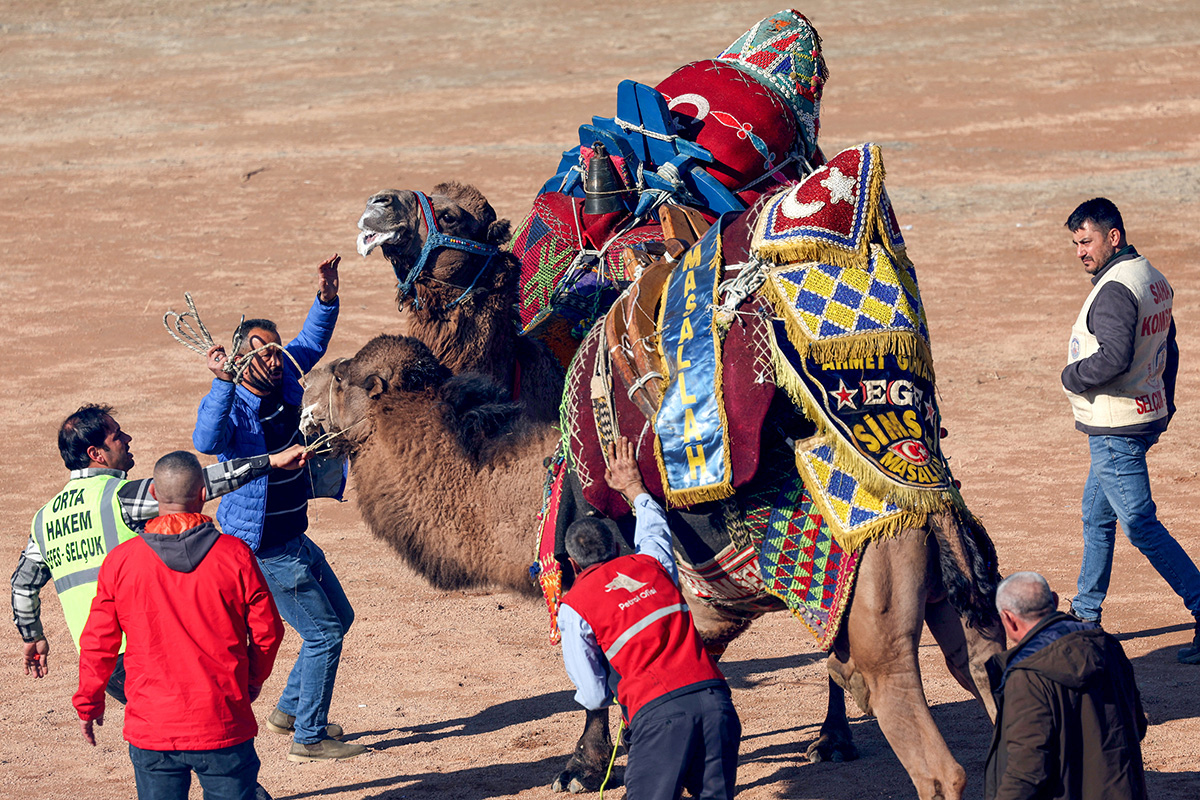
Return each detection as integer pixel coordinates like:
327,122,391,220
583,143,627,216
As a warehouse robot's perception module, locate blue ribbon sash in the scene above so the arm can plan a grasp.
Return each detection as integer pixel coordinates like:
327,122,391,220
654,217,734,505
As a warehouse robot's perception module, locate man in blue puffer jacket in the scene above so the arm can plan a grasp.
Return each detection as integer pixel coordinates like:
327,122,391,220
194,254,365,763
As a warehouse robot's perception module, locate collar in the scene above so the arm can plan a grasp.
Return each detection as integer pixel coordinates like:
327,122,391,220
145,512,214,535
1090,244,1139,285
68,467,127,481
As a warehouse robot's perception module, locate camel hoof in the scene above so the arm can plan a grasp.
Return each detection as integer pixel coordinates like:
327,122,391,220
551,770,600,794
805,735,858,764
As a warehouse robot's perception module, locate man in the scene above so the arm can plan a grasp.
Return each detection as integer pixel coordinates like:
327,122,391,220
984,571,1146,800
194,254,364,763
12,404,304,695
558,437,740,800
75,451,284,800
1061,197,1200,664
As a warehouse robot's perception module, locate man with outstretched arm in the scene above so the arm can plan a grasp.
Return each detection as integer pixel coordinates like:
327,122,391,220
558,436,741,800
194,254,364,763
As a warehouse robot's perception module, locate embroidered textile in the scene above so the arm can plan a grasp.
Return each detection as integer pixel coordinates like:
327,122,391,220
717,9,828,162
753,144,960,549
654,217,734,505
738,444,861,649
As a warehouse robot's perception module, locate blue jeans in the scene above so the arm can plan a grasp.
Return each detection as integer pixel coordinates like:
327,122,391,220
1073,433,1200,620
129,740,259,800
257,534,354,744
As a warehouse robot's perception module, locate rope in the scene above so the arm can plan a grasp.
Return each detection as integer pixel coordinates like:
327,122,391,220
612,117,678,142
597,706,626,799
163,292,304,386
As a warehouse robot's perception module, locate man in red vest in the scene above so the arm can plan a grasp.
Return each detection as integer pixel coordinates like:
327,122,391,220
558,437,741,800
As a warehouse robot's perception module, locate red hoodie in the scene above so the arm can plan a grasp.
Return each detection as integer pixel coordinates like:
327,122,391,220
73,513,283,750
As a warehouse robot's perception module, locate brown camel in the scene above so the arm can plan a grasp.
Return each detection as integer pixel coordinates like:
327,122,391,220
301,333,1006,800
356,183,563,423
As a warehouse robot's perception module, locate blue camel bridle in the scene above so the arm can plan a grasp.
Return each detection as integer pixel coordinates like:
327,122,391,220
392,191,501,310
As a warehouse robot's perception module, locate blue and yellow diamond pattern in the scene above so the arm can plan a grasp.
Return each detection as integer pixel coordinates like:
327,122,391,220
795,441,904,544
766,245,926,343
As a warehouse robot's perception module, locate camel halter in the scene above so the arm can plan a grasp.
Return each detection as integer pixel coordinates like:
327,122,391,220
393,191,501,310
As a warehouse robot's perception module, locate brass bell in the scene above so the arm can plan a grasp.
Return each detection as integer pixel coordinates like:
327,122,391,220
583,142,627,216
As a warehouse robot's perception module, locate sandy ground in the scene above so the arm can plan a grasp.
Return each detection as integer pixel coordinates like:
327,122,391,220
2,1,1199,798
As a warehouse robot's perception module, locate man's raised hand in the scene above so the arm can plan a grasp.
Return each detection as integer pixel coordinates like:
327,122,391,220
318,254,340,303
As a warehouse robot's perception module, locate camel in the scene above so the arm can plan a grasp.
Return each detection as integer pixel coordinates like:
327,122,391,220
355,182,563,423
301,333,1007,800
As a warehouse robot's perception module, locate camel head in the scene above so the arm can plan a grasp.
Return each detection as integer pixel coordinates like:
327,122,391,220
356,182,516,316
301,334,523,462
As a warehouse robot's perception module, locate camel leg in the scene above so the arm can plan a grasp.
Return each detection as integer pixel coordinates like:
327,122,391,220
924,597,1005,721
551,707,613,794
838,534,968,800
805,674,858,762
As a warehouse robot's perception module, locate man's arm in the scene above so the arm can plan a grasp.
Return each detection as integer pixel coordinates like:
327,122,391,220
558,603,614,711
193,377,238,454
243,548,284,698
12,540,52,675
604,437,677,582
284,256,341,375
72,560,123,742
1062,282,1138,394
115,446,309,524
1164,318,1178,421
992,672,1059,800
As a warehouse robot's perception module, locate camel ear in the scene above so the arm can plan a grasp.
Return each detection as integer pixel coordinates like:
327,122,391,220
486,218,512,247
364,374,387,399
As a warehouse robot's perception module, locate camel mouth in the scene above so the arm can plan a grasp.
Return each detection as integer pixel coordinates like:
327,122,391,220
357,228,395,257
299,402,324,437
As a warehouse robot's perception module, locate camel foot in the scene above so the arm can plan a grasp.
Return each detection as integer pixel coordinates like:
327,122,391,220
551,758,611,794
805,731,858,763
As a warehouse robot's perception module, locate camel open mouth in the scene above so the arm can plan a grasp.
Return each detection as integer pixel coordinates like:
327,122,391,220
357,228,394,257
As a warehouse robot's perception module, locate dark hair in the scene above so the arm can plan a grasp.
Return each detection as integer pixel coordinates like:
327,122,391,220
565,517,616,569
235,318,279,354
1065,197,1124,237
58,404,115,470
152,450,204,503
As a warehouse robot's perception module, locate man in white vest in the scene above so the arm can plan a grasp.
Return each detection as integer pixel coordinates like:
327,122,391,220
1062,197,1200,664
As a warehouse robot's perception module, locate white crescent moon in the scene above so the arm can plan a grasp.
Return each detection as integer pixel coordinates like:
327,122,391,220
666,93,711,120
780,188,825,219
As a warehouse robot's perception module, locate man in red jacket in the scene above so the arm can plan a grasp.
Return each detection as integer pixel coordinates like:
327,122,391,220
558,437,741,800
74,451,284,800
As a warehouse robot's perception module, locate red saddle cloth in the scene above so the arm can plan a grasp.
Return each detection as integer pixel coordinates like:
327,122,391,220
563,292,777,519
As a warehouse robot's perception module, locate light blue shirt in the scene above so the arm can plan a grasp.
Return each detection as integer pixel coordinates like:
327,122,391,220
558,494,676,711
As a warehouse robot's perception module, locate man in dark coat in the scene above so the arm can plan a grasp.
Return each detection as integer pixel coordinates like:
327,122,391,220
984,571,1147,800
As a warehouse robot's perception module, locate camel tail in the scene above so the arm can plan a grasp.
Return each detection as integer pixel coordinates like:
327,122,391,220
929,507,1002,629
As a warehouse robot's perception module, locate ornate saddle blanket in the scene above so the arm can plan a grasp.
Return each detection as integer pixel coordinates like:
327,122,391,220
560,265,777,519
753,142,963,551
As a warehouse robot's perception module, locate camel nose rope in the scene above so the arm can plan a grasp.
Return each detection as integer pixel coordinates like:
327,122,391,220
163,292,305,386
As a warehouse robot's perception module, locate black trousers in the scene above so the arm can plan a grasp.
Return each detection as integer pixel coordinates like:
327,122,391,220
623,686,741,800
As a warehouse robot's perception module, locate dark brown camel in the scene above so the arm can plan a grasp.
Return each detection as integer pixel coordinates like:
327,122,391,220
302,333,1006,800
356,182,563,423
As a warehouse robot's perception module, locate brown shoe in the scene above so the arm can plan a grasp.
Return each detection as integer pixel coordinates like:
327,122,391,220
266,708,344,740
287,737,367,763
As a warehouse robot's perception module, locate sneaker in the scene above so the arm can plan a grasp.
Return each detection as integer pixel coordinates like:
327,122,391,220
287,737,367,763
1177,616,1200,665
266,708,343,740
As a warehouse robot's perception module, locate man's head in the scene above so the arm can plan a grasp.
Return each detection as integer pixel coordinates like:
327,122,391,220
565,517,617,570
59,404,133,472
995,571,1058,644
1066,197,1126,276
235,318,283,395
150,451,206,513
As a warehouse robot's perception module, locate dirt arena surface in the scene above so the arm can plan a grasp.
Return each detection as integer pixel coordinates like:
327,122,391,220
2,1,1199,797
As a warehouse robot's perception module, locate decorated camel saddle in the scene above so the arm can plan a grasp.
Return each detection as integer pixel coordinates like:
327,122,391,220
510,10,828,363
535,141,968,650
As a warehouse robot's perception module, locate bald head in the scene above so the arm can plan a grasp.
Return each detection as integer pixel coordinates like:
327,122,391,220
996,571,1057,624
152,451,205,509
